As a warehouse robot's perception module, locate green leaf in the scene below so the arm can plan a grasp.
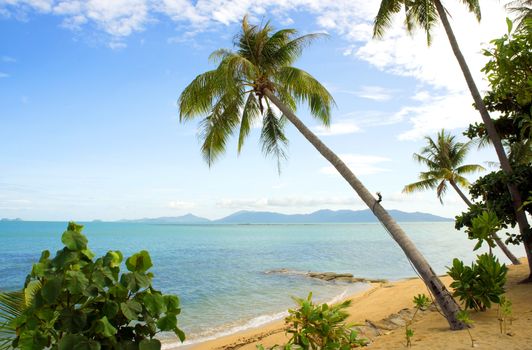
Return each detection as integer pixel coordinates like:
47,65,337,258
58,334,88,350
67,222,84,233
18,330,49,350
156,314,177,331
95,316,118,338
58,308,87,333
143,293,166,316
121,300,142,320
102,301,119,319
506,17,513,34
175,327,186,342
61,230,88,251
40,278,62,304
139,339,161,350
104,251,123,268
126,251,153,273
164,295,180,313
65,270,89,295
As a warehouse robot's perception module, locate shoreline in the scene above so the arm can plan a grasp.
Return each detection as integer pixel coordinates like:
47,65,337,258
166,257,531,350
162,283,374,349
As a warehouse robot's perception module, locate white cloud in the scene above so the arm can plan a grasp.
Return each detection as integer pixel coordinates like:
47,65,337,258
396,93,480,141
0,72,9,78
313,121,360,136
353,85,395,101
168,200,195,209
108,40,127,50
320,154,391,176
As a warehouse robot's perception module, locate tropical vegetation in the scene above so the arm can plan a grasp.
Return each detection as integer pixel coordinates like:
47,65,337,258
178,16,465,329
458,19,532,277
0,222,184,350
448,254,508,311
403,129,519,264
373,0,532,279
258,293,366,350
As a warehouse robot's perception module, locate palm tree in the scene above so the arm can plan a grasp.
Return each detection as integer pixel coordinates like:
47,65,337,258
0,291,25,350
403,129,520,264
178,17,466,329
373,0,532,280
507,0,532,29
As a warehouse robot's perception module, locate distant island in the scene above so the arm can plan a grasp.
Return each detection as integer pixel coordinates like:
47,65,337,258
0,218,23,222
118,209,451,224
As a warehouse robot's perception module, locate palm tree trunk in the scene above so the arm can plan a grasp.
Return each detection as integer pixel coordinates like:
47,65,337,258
449,180,521,265
264,89,466,330
434,0,532,279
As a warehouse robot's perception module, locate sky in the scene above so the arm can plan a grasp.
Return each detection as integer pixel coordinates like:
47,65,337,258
0,0,516,221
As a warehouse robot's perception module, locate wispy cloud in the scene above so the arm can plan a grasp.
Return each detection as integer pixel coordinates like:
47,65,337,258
1,55,16,63
0,72,9,78
352,85,395,101
320,153,391,176
313,121,360,136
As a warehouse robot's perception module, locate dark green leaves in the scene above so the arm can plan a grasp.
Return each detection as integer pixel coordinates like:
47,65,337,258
139,339,161,350
5,222,186,350
121,300,142,321
41,277,62,304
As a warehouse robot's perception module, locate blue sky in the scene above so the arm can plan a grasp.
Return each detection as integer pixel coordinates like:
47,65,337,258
0,0,514,221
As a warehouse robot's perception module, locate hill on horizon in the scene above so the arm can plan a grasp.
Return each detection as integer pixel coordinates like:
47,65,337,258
119,209,451,224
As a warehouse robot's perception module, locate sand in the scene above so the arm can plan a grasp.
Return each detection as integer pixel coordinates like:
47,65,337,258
181,258,532,350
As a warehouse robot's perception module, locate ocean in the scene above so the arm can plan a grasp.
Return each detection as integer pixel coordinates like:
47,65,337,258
0,221,523,347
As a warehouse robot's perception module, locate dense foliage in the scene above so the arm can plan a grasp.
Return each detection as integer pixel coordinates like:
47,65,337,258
258,293,366,350
2,222,184,350
455,165,532,244
459,20,532,247
448,254,508,311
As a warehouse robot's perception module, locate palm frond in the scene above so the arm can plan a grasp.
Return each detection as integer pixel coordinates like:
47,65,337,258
179,69,227,121
403,178,439,193
260,104,289,173
436,180,448,203
199,93,243,166
275,66,335,125
454,164,485,174
0,291,24,350
459,0,481,21
373,0,403,39
238,93,261,153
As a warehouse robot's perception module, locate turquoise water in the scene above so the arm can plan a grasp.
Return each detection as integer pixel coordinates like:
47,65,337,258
0,221,523,346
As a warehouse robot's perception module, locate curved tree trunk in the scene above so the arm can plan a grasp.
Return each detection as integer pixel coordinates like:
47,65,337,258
265,89,466,330
434,0,532,279
449,180,521,265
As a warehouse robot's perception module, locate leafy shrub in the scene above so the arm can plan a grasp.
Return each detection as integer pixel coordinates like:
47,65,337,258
284,292,366,349
257,293,366,350
3,222,184,350
448,254,508,311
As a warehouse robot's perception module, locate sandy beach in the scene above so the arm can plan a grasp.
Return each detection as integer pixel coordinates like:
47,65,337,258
181,257,532,350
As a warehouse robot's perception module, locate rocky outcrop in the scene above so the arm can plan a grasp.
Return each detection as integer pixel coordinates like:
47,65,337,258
264,268,387,284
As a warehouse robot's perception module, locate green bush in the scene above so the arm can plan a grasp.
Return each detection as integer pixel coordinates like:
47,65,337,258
448,254,508,311
2,222,185,350
283,293,366,349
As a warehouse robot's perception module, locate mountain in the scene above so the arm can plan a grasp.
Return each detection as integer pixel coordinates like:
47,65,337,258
214,209,451,224
120,213,210,224
117,209,451,224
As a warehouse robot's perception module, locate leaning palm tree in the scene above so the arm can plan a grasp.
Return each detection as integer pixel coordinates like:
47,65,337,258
373,0,532,280
403,129,520,264
178,17,465,329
